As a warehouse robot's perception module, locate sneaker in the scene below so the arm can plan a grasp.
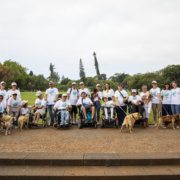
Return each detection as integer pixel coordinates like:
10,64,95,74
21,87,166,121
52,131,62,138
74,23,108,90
97,122,100,125
13,125,18,129
65,123,69,127
60,123,63,126
146,124,149,127
73,121,76,124
154,124,157,127
160,124,163,127
71,121,73,124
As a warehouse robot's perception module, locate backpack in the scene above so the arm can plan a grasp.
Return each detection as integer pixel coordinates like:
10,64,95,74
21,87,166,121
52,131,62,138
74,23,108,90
69,88,79,95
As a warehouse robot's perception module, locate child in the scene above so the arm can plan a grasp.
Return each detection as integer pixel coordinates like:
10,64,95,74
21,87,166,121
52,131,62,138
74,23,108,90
20,100,34,118
102,95,116,120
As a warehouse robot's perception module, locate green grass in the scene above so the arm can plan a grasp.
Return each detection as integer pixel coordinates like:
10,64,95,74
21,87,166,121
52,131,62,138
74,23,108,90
21,91,155,124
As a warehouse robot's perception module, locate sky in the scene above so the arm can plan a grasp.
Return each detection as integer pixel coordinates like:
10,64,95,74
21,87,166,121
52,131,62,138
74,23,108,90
0,0,180,80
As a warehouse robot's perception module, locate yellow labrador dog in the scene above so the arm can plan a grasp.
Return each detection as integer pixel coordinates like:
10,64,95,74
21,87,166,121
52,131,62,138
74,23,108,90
18,114,30,131
119,113,142,133
0,117,16,135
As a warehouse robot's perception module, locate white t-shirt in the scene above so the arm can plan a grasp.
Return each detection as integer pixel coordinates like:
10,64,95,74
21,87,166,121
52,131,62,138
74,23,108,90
54,100,71,110
8,97,22,112
102,89,114,98
0,101,6,113
93,91,102,102
76,97,93,106
171,88,180,105
7,89,21,99
115,89,128,106
150,87,161,104
35,98,46,112
79,88,90,97
45,88,59,105
104,100,114,107
67,88,79,105
161,90,171,104
129,95,141,104
0,89,8,107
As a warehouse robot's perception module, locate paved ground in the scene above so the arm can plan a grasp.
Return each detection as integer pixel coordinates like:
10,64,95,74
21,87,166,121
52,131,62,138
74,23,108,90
0,125,180,153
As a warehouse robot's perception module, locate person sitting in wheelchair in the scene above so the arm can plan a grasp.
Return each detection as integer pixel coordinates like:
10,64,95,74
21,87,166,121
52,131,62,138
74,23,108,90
53,94,72,127
102,95,116,120
76,91,95,123
128,89,143,116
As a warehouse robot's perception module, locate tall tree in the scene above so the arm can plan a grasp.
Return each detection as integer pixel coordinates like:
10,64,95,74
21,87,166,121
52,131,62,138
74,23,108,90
79,59,86,82
93,52,100,76
29,71,33,76
48,63,60,82
62,75,65,80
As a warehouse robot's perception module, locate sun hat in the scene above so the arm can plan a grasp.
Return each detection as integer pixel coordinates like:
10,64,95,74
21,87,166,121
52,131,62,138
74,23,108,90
11,82,17,86
96,84,100,87
22,100,28,106
62,94,67,97
152,80,157,84
36,91,42,96
72,82,76,85
12,91,18,95
79,82,84,85
49,81,54,84
1,81,6,85
132,89,137,93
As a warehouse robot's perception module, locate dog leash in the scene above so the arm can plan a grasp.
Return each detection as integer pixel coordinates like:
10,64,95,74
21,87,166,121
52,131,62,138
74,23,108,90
118,106,136,121
162,104,171,117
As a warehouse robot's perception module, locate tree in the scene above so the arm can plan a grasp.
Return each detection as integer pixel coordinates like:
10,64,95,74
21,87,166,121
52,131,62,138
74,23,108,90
93,52,100,76
61,78,71,85
62,75,65,80
0,64,13,84
79,59,86,82
48,63,60,82
29,71,33,76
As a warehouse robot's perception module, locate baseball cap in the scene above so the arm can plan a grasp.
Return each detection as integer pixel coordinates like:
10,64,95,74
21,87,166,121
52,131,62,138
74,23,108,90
152,80,157,84
96,84,100,87
72,82,76,85
11,82,17,86
1,81,6,85
22,100,28,106
62,94,67,97
132,89,137,93
103,95,109,98
36,91,42,96
49,81,54,84
80,82,84,85
12,91,18,95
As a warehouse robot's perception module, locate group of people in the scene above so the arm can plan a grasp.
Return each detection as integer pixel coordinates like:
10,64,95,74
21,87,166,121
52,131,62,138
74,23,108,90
0,79,180,129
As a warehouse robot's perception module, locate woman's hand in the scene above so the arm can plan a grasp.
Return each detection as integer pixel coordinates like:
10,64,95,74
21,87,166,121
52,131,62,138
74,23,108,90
11,113,14,117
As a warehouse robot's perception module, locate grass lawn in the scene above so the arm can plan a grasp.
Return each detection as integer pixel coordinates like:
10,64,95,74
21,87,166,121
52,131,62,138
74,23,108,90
21,91,155,124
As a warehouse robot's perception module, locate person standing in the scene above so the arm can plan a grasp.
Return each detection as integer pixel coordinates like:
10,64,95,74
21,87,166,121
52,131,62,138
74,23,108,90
150,81,162,126
161,82,172,116
67,82,79,124
0,81,8,108
140,85,152,127
171,81,180,115
102,83,115,101
7,82,21,99
115,83,129,126
44,81,59,126
91,84,102,125
79,82,90,98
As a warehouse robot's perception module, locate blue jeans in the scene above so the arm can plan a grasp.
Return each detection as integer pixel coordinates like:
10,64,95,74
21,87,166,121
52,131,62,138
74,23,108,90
48,105,55,123
61,110,69,124
171,105,180,115
8,111,18,125
94,101,100,122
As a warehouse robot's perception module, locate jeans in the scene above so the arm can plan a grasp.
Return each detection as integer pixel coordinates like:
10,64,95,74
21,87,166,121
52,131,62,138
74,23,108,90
94,101,100,122
117,106,127,126
48,105,55,123
162,104,172,116
61,110,69,124
171,105,180,115
8,111,18,125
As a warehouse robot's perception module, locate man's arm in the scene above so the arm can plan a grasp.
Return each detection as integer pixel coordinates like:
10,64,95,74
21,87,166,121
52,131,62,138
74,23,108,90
44,94,47,101
115,97,121,106
16,105,22,117
8,105,13,117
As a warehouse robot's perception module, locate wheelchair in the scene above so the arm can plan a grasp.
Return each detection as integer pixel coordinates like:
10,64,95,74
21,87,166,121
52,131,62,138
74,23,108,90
78,105,97,129
100,106,119,128
128,103,146,128
29,107,50,128
53,108,71,129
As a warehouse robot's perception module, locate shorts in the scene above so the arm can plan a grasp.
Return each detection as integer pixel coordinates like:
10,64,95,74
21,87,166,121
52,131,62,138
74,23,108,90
35,111,45,115
70,105,77,114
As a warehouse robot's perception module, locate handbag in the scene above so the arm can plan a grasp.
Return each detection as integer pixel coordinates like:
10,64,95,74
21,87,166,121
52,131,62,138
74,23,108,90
119,90,129,105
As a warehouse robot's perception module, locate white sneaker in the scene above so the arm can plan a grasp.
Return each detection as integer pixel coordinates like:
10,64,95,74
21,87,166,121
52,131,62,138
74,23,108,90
71,121,73,124
60,123,63,126
73,121,76,124
65,123,68,125
97,122,100,125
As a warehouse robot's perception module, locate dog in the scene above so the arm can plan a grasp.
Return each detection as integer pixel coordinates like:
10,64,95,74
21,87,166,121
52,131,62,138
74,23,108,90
145,91,153,105
0,117,16,135
157,113,180,130
1,114,11,122
18,114,30,131
119,113,142,133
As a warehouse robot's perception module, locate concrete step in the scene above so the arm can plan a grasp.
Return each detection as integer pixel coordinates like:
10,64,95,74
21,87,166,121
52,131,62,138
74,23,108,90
0,152,180,166
0,165,180,180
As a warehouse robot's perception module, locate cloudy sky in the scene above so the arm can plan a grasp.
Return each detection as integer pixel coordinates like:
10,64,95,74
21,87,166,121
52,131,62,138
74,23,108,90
0,0,180,80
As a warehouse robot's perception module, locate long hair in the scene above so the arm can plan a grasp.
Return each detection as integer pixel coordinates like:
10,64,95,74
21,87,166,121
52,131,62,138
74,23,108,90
164,82,171,90
104,83,111,90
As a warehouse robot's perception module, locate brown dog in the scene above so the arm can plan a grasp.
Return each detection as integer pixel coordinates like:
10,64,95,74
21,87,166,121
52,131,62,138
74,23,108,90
0,117,16,135
119,113,142,133
18,114,30,131
161,114,180,129
1,114,11,122
156,112,178,130
145,91,153,105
